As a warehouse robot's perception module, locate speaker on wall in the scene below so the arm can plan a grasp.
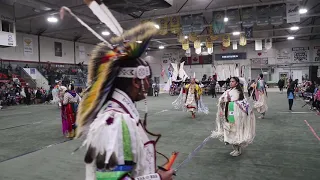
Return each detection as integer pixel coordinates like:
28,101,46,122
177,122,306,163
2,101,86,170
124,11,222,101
309,66,318,82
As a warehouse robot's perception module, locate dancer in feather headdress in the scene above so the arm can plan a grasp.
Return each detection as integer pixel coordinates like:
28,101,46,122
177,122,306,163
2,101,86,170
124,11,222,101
60,1,174,180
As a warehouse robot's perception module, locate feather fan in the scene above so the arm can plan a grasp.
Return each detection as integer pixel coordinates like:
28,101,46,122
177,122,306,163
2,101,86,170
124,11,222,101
84,0,123,36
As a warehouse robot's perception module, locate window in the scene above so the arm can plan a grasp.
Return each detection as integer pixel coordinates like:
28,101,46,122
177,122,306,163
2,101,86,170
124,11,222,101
1,20,14,33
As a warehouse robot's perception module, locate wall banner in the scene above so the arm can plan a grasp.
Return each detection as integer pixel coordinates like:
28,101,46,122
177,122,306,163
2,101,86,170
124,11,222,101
292,47,309,62
54,42,62,57
162,52,178,64
23,37,33,55
314,46,320,62
276,48,291,63
79,46,86,60
286,2,300,23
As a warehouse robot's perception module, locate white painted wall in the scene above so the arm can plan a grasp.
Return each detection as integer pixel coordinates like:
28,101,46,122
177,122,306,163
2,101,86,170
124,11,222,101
0,33,39,61
75,42,95,64
0,32,95,64
23,68,50,90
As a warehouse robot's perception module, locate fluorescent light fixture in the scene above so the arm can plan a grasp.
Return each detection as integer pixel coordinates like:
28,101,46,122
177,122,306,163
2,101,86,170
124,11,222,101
224,17,228,22
136,40,142,43
287,36,295,40
102,31,110,36
154,24,160,29
290,26,299,31
232,31,240,36
299,8,308,14
159,45,165,49
184,36,188,39
47,17,58,23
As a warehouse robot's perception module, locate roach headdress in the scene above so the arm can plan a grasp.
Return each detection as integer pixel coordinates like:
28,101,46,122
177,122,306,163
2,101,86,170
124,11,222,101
60,2,158,138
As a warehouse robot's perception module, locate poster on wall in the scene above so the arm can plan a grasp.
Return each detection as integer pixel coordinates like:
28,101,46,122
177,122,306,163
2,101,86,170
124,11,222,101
161,52,178,64
30,68,36,74
286,2,300,23
314,46,320,62
276,49,291,63
251,58,268,68
79,46,86,60
292,47,309,62
54,42,62,57
23,37,33,55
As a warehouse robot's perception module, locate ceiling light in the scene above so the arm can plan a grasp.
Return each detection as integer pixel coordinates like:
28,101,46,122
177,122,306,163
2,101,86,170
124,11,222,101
287,36,295,40
290,26,299,31
154,24,160,29
224,17,228,22
184,36,188,39
102,31,110,36
299,8,308,14
136,40,142,43
47,17,58,23
159,45,165,49
232,31,240,36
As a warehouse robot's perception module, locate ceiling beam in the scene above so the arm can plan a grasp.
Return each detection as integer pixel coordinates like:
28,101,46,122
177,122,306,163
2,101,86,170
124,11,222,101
15,1,97,24
42,23,101,35
177,0,189,13
78,23,320,41
118,0,285,24
309,17,317,40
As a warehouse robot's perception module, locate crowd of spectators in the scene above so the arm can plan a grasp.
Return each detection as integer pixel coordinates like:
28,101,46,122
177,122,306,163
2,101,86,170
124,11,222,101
296,79,320,113
0,80,53,109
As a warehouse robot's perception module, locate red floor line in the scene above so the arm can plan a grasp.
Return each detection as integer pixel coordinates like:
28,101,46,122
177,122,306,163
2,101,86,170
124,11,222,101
304,120,320,141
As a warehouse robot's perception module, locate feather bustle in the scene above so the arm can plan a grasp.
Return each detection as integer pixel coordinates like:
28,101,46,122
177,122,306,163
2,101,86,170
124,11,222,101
77,57,112,137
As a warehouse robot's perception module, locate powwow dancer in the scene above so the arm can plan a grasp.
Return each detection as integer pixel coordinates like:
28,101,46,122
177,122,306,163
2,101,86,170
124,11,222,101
254,74,268,118
61,84,81,138
211,77,256,157
172,79,209,116
60,1,175,179
184,77,202,118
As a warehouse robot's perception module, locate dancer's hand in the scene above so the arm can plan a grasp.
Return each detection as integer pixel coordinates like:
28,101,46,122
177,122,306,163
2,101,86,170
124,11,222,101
157,169,174,180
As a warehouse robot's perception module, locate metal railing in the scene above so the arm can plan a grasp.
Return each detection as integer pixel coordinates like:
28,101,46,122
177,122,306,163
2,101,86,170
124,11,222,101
20,68,37,88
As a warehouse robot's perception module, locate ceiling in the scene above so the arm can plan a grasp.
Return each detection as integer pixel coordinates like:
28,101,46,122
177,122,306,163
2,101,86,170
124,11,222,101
1,0,320,48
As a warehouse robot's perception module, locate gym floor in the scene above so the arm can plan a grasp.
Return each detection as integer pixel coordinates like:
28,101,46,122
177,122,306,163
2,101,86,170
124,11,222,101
0,91,319,180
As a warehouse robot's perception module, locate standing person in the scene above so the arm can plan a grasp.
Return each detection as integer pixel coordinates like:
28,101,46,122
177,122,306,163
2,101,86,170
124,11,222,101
210,77,217,98
24,86,31,105
254,74,268,119
287,87,295,111
314,84,320,115
35,88,42,104
211,77,256,157
62,6,175,178
62,84,81,138
278,78,285,93
184,77,202,118
59,86,68,137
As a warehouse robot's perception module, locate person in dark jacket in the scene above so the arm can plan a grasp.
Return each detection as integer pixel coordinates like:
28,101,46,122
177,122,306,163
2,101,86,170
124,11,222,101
278,78,285,93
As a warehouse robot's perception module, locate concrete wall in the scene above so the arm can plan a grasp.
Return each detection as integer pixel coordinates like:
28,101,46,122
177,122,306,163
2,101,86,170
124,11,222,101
0,32,95,64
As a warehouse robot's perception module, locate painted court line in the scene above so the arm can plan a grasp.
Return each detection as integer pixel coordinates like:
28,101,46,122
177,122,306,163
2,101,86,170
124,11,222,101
279,112,310,114
304,120,320,141
0,139,71,163
154,109,168,114
0,121,43,131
